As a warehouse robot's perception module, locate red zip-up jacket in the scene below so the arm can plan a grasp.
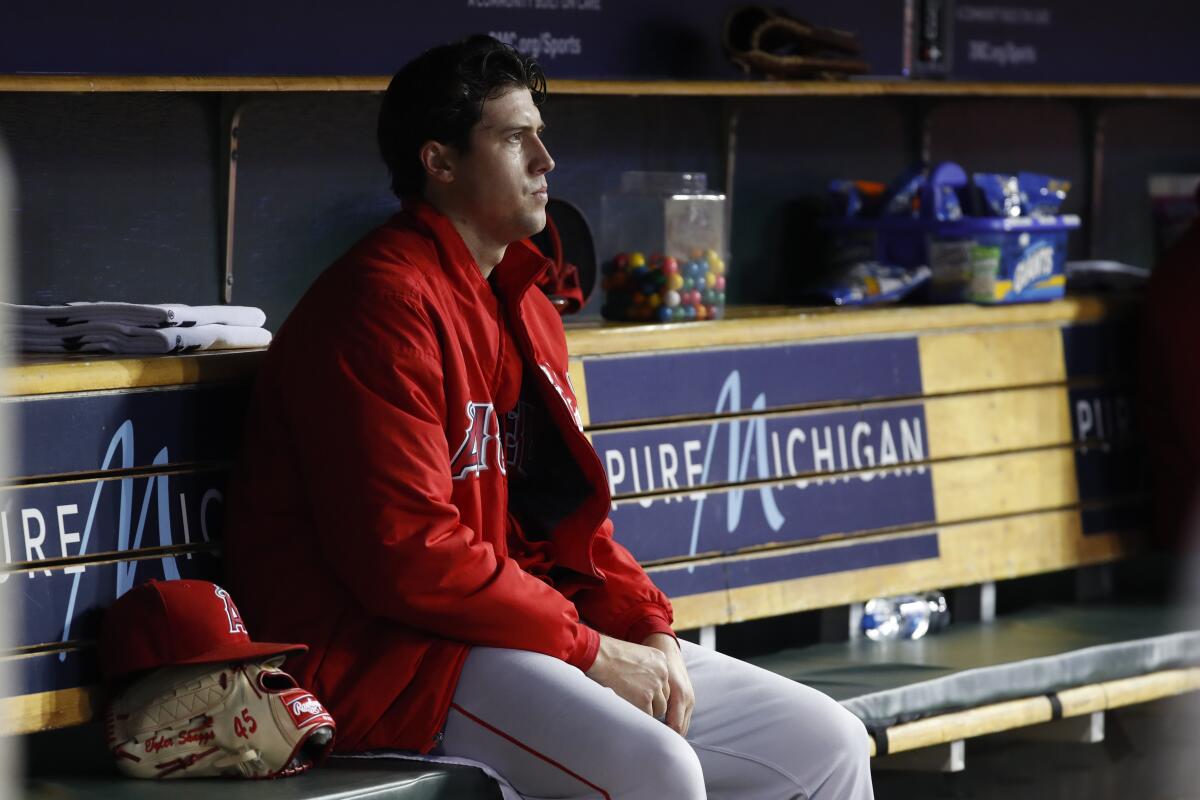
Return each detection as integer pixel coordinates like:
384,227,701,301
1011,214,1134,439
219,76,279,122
224,199,674,753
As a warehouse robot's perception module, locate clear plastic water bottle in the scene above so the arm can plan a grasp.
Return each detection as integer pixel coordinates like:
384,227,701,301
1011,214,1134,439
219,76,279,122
861,592,950,641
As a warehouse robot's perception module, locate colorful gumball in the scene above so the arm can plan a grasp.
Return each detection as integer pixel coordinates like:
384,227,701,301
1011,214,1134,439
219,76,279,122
605,245,725,325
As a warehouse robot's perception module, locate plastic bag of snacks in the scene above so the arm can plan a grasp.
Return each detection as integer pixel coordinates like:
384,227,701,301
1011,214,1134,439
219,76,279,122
810,262,931,306
825,161,1080,305
601,172,727,323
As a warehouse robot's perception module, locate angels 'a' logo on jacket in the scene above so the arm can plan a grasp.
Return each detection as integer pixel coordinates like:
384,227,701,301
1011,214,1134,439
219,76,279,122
450,402,505,480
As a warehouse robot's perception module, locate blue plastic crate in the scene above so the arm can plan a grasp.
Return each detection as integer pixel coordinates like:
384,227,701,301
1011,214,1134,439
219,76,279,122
829,214,1080,304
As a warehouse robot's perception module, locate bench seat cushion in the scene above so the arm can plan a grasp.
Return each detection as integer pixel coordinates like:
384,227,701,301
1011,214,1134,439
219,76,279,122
27,761,502,799
750,603,1200,729
25,724,501,799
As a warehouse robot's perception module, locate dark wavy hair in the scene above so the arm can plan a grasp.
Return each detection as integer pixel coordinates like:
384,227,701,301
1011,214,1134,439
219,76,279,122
378,35,547,200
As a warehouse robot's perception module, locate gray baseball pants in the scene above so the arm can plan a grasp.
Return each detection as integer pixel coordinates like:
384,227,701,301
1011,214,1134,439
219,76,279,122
435,639,875,800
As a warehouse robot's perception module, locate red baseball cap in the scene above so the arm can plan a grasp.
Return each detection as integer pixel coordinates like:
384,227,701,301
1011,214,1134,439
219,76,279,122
99,579,307,681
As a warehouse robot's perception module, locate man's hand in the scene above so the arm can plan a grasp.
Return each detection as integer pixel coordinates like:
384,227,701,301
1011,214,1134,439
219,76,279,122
585,634,670,718
642,633,695,737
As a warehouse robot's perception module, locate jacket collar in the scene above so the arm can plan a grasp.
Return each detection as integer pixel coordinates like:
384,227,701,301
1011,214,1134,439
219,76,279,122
399,197,551,307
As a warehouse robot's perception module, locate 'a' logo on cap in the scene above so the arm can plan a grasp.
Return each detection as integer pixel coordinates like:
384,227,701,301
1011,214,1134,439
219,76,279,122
214,586,248,636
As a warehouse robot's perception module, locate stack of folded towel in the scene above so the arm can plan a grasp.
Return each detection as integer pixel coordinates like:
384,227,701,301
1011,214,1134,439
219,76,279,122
3,302,272,355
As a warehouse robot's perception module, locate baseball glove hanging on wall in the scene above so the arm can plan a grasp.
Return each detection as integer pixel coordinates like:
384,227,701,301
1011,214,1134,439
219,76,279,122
724,5,870,79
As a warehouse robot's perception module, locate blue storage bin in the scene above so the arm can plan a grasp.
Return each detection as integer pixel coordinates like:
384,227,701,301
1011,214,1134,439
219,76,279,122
828,214,1079,305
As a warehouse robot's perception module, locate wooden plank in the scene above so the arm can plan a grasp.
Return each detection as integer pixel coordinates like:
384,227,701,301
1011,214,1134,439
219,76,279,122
595,401,930,499
0,686,97,736
918,327,1067,395
2,469,227,565
9,549,222,650
2,76,1200,99
563,297,1126,357
923,386,1074,459
660,508,1136,628
5,350,265,397
3,301,1132,396
6,383,249,480
931,448,1080,522
609,444,1136,563
650,532,942,619
1097,667,1200,709
582,336,923,427
875,667,1200,757
581,320,1133,429
594,384,1096,502
0,75,393,92
1055,683,1109,718
1,467,227,650
547,80,1200,100
883,696,1055,755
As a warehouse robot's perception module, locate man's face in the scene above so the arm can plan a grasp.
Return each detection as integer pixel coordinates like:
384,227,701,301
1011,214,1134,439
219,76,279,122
447,86,554,247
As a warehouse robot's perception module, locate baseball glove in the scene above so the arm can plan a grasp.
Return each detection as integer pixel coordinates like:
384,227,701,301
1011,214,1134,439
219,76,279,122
723,5,870,80
105,656,335,779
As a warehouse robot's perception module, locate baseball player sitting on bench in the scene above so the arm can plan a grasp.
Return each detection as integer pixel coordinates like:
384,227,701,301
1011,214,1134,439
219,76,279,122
224,35,873,800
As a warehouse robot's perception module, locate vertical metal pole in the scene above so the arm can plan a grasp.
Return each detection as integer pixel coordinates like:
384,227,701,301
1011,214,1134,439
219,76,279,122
848,602,864,640
917,98,935,165
1084,101,1108,260
220,97,244,304
721,99,740,263
979,581,996,622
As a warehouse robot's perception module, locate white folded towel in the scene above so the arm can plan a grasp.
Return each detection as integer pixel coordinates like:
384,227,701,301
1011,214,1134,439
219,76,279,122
4,301,267,329
12,323,272,355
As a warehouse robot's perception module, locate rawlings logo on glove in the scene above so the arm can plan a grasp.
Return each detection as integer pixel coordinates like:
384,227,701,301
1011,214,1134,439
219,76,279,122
105,656,335,779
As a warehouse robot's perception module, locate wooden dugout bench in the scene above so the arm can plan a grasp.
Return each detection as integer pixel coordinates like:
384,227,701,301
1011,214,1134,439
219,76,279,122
4,295,1198,796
